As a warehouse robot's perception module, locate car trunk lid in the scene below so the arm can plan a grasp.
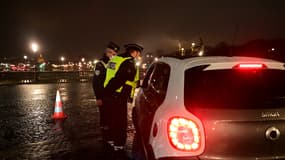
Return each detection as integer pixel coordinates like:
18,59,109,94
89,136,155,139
189,108,285,159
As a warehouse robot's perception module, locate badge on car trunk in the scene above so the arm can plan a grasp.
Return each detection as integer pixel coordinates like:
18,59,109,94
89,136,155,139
265,126,280,141
261,112,280,118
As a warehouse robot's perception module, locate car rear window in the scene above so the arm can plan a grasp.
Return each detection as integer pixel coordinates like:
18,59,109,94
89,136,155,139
184,66,285,109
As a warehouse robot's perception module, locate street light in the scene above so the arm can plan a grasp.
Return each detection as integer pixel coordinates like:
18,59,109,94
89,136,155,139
60,56,65,62
30,42,39,53
30,42,39,81
23,55,28,67
181,47,185,56
60,57,65,71
81,58,85,62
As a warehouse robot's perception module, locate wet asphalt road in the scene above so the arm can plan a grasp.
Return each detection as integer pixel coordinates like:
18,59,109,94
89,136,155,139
0,83,135,160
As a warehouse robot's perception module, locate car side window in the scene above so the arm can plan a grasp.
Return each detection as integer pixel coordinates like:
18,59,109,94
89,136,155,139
141,64,155,88
144,62,171,107
149,63,170,96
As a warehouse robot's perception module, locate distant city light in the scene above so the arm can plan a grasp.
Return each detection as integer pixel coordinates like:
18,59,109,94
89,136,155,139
198,51,204,56
24,55,28,60
81,58,85,62
136,61,141,66
93,59,98,64
191,42,196,46
142,63,147,69
154,57,159,61
271,48,275,51
30,42,39,53
39,63,46,69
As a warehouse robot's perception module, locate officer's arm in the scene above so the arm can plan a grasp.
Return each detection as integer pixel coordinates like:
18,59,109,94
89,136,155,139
105,60,136,93
92,62,106,99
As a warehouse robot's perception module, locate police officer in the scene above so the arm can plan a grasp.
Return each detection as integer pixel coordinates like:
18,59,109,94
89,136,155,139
103,43,143,159
92,42,119,140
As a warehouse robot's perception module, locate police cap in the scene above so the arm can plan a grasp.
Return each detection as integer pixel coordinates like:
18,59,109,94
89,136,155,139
107,42,120,52
124,43,144,52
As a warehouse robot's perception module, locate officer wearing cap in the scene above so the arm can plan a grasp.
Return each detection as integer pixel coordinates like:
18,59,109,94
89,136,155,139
92,41,119,141
103,43,143,158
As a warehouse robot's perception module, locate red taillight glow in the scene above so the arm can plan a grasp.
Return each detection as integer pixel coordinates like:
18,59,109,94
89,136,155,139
168,117,201,151
235,63,266,69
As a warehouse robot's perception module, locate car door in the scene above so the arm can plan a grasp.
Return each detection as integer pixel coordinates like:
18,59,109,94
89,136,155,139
136,62,171,144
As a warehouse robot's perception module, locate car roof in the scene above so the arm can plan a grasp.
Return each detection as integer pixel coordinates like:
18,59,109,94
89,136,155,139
158,56,285,70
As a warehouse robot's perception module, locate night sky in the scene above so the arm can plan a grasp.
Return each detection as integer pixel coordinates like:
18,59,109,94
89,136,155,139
1,0,285,60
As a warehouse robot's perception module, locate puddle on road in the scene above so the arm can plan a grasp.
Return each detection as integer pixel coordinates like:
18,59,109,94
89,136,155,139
0,83,137,160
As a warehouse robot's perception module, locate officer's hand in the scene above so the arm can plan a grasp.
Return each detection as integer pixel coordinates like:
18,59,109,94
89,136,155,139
96,99,103,106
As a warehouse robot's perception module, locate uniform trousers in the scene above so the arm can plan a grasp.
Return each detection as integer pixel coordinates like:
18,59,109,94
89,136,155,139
103,95,128,146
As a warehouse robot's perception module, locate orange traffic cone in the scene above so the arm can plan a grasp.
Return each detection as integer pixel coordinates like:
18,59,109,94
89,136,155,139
52,90,67,119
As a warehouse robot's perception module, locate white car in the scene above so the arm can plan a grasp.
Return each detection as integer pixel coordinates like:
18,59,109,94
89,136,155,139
132,56,285,160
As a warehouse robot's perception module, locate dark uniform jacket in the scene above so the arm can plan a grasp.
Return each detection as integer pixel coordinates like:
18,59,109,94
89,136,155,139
92,55,109,99
104,52,136,99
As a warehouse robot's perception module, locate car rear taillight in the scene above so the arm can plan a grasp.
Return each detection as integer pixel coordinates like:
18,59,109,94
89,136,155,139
168,117,201,151
234,63,267,69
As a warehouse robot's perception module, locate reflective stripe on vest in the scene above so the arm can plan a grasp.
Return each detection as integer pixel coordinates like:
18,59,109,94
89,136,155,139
94,61,107,76
129,66,139,98
99,60,107,68
104,56,139,97
94,61,107,73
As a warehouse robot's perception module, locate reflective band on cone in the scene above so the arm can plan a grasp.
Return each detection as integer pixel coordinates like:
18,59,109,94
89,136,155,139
52,90,67,119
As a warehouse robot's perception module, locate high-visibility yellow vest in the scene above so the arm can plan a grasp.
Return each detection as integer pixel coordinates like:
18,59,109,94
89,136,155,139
104,55,139,98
